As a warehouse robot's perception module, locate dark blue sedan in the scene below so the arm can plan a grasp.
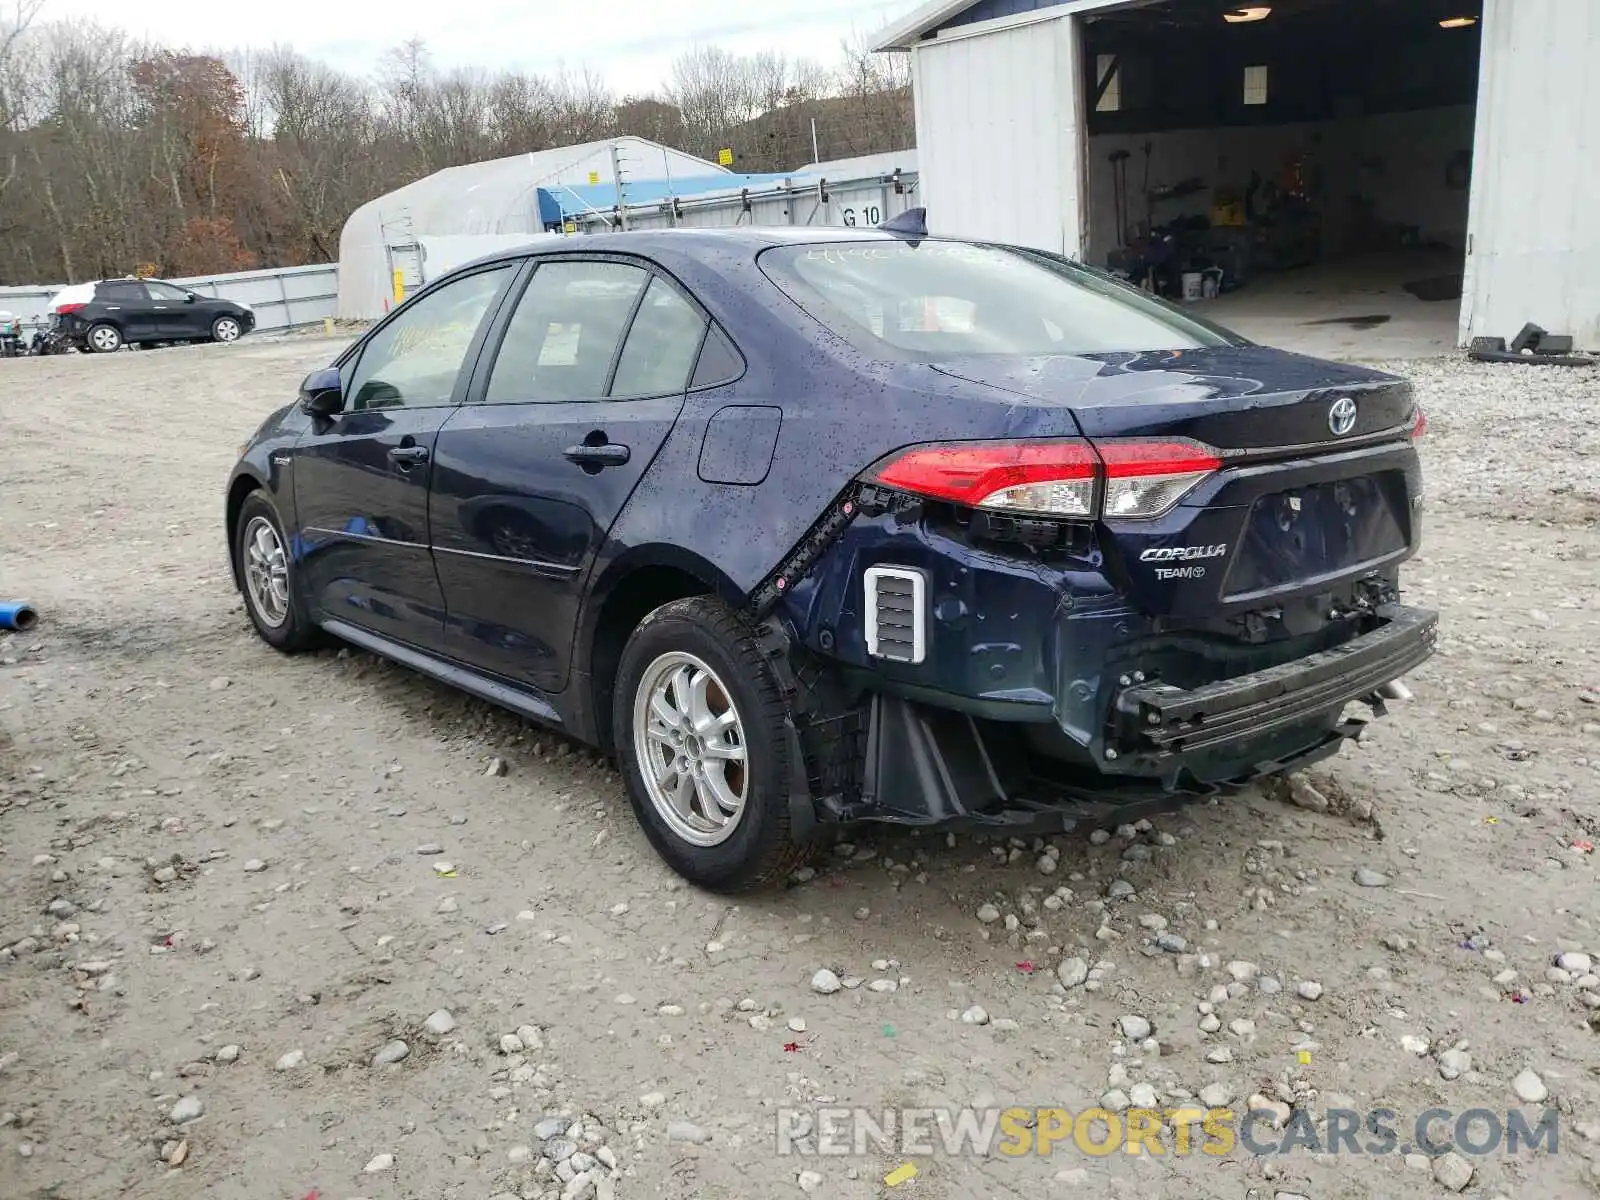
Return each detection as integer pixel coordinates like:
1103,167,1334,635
226,219,1436,890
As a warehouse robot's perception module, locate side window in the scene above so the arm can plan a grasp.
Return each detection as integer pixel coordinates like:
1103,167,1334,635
610,277,708,398
690,324,744,390
347,266,511,411
483,260,648,404
145,281,190,301
98,282,148,303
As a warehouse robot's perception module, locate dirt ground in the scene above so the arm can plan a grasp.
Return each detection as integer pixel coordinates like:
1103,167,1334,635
2,335,1599,1200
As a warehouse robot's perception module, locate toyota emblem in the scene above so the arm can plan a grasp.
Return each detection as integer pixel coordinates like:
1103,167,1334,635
1328,396,1358,436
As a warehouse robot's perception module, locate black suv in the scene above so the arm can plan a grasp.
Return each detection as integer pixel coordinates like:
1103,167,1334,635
52,277,256,353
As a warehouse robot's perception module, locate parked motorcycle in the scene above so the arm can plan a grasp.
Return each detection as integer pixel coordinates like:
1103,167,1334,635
26,314,69,355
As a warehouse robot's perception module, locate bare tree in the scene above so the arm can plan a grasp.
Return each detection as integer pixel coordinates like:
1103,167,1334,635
0,21,918,284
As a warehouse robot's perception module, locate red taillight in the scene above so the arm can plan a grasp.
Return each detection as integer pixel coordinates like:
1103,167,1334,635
870,441,1100,518
1411,407,1428,439
1098,439,1222,519
866,437,1220,520
56,302,85,315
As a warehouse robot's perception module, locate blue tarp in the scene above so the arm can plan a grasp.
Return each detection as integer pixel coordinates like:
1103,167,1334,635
536,173,798,225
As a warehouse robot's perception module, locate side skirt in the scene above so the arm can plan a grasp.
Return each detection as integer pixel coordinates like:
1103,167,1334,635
321,619,566,729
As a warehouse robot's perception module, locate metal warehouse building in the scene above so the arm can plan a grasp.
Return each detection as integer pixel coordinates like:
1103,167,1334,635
873,0,1600,351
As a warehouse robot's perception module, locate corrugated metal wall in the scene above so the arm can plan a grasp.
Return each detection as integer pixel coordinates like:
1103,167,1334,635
911,17,1086,254
0,263,338,338
1461,0,1600,349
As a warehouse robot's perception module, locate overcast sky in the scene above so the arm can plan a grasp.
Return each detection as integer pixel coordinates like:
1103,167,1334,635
65,0,924,94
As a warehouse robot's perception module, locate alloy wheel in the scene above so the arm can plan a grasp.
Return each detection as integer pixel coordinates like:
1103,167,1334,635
242,516,290,629
632,651,749,847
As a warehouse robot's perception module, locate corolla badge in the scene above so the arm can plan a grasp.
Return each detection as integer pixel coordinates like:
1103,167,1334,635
1328,396,1358,436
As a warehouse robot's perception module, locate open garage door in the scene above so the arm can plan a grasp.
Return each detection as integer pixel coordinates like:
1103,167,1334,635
1078,0,1483,358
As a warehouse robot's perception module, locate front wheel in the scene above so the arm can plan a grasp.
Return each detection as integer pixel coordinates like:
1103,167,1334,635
85,323,122,353
211,316,242,343
234,491,318,651
613,597,817,892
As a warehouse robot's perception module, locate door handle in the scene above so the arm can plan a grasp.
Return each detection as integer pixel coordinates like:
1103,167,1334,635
388,444,430,466
562,443,630,467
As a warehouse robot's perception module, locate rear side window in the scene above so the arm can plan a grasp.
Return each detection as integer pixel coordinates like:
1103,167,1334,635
610,278,708,398
97,281,148,303
758,241,1230,359
691,325,744,389
145,281,190,301
484,261,650,403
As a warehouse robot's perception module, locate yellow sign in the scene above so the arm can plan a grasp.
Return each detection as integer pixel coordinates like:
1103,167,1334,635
392,269,405,304
717,147,734,166
884,1163,918,1186
588,170,600,185
563,221,577,235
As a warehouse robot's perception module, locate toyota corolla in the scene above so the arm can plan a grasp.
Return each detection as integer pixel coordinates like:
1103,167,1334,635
225,215,1435,891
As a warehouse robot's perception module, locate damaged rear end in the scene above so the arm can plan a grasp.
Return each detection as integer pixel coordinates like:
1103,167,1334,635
754,244,1436,831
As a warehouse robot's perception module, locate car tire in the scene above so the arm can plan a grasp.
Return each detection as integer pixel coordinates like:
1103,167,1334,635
84,323,122,353
233,491,318,652
211,316,242,343
613,596,817,892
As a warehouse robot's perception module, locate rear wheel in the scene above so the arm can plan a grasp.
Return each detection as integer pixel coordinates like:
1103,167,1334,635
85,323,122,353
613,597,816,891
211,316,242,343
234,491,318,652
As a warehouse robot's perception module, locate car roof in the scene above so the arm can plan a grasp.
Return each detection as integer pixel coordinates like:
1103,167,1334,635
450,226,924,274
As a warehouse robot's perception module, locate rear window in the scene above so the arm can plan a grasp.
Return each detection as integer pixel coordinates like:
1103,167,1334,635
758,240,1233,359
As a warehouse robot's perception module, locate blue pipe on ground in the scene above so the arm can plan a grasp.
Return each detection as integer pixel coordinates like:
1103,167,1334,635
0,601,38,631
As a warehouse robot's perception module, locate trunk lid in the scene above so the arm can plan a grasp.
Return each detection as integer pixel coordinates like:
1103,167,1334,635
928,346,1422,619
929,346,1416,449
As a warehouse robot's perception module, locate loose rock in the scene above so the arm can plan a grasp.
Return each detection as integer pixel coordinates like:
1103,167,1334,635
1512,1068,1548,1103
1117,1015,1151,1041
1057,957,1088,988
372,1040,410,1066
1438,1049,1472,1080
810,969,842,995
667,1121,710,1145
1433,1150,1475,1192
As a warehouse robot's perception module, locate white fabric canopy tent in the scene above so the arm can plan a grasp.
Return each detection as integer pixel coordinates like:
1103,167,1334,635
337,137,726,319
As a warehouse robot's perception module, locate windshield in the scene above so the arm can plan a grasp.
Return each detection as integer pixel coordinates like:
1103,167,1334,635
758,240,1236,359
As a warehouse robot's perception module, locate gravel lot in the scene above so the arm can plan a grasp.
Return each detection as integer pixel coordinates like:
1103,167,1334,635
2,336,1599,1200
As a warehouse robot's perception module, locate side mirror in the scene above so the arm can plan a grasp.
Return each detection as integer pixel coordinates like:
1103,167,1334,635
184,292,198,303
299,366,344,418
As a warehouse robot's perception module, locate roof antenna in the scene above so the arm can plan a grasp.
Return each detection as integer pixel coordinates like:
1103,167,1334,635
878,207,928,241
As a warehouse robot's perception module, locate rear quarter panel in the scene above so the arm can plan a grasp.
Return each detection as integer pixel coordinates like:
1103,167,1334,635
601,243,1087,602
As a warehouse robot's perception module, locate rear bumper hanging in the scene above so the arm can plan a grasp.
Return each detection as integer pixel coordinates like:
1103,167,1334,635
1106,604,1438,773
